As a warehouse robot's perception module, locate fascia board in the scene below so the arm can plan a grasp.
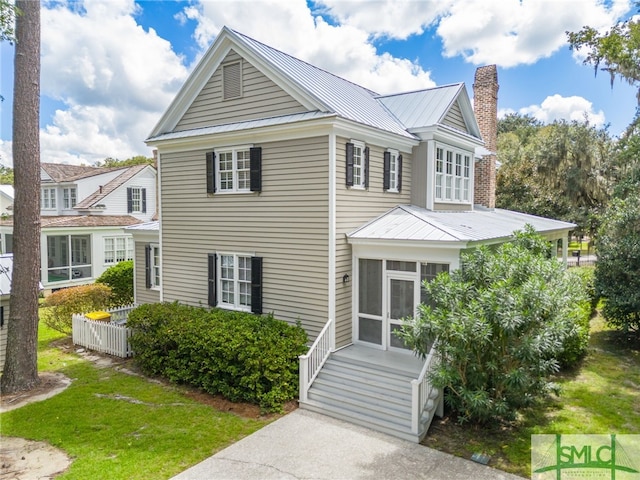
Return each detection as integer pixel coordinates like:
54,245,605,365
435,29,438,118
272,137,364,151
332,118,419,151
346,237,469,250
410,124,484,150
455,84,482,138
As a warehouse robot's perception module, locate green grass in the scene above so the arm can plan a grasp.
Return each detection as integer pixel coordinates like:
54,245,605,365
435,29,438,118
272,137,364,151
1,322,270,480
423,314,640,477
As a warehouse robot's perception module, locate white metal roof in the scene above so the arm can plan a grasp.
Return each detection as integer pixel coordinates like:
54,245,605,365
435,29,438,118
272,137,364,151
348,205,575,244
124,221,159,231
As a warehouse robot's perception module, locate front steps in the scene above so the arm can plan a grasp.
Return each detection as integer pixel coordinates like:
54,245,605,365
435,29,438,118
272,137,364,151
299,346,441,443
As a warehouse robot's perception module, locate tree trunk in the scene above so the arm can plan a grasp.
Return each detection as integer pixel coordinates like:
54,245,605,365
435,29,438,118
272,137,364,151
1,0,41,394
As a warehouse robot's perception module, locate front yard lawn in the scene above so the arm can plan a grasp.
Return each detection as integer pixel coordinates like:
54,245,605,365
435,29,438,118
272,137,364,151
422,314,640,477
0,322,274,480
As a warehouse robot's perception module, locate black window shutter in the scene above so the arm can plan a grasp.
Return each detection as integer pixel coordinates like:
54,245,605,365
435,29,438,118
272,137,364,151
398,154,403,192
251,256,263,315
208,253,217,307
0,306,4,328
383,151,391,191
206,151,216,194
345,142,354,187
141,189,147,213
145,244,152,289
127,187,133,213
364,146,370,188
250,147,262,192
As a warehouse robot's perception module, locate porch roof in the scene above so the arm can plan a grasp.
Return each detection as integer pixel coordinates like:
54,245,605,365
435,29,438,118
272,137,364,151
347,205,575,244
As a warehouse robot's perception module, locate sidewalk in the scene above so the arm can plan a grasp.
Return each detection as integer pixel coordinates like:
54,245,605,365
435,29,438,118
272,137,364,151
172,409,525,480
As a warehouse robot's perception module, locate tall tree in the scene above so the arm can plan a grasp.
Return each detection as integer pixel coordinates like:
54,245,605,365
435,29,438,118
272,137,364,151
567,13,640,103
95,155,154,168
1,0,41,393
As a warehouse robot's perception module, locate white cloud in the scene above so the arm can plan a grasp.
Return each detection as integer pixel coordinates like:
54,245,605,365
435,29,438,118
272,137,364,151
518,94,606,126
182,0,436,94
38,0,189,165
436,0,631,67
0,140,13,168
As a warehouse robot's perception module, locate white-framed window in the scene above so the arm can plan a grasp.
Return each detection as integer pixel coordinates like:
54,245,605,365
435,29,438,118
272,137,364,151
434,144,472,203
352,141,365,188
63,187,77,209
150,244,160,289
218,147,251,193
388,149,399,192
104,236,134,265
129,187,143,213
42,188,57,209
219,253,252,311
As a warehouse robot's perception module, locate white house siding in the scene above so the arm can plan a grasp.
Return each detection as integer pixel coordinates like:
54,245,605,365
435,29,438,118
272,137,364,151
0,297,9,371
134,241,160,305
97,169,157,222
335,138,413,347
160,136,330,338
175,50,307,132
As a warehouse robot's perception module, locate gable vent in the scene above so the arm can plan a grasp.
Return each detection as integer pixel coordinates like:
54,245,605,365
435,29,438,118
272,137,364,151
223,61,242,100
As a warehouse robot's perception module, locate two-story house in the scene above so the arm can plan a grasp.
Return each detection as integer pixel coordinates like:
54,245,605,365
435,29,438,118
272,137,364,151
141,27,574,441
0,163,156,292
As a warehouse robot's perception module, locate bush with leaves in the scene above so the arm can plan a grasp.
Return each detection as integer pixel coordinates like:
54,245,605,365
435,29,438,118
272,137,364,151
595,193,640,335
96,260,134,307
42,283,113,334
127,302,308,412
400,226,588,424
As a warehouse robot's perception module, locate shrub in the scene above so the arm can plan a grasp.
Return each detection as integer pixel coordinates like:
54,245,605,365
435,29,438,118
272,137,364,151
42,283,113,334
400,226,588,424
127,302,308,412
96,260,134,307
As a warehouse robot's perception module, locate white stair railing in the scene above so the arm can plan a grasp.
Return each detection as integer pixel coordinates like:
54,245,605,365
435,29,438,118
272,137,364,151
299,318,334,402
410,339,441,436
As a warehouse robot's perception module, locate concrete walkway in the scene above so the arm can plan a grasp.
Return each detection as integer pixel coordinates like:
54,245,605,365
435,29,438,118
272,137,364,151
172,409,524,480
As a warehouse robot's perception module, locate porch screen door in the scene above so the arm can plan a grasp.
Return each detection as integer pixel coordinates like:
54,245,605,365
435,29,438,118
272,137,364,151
387,275,414,351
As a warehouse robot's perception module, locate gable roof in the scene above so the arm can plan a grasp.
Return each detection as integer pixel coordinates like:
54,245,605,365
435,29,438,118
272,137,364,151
40,163,122,182
148,27,480,144
75,164,152,209
348,205,575,245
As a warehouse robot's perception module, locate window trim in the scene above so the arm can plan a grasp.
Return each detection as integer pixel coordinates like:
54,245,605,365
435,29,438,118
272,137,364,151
63,187,77,209
346,140,368,189
384,149,402,193
434,143,472,203
42,187,57,210
145,243,160,290
217,252,253,312
208,252,262,314
216,146,252,194
103,236,134,265
127,187,147,214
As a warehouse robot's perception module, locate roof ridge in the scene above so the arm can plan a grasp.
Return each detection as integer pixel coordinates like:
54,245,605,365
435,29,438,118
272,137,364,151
400,205,467,240
375,83,463,100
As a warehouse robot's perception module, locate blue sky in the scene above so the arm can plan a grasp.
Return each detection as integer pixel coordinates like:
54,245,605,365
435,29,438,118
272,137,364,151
0,0,636,166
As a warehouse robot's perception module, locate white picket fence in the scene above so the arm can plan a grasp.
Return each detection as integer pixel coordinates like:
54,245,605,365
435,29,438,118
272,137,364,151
72,305,135,358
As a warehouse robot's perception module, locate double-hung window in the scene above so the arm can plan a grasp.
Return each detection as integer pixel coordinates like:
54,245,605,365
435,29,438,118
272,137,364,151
207,253,263,314
63,188,77,209
346,141,369,188
42,188,56,210
206,147,261,194
145,243,160,289
127,187,147,214
434,144,472,203
104,236,133,265
383,149,402,192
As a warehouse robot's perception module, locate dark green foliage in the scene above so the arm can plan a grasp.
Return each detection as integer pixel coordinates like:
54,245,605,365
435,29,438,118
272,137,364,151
595,193,640,335
127,302,309,412
400,227,588,424
42,284,113,334
96,260,134,307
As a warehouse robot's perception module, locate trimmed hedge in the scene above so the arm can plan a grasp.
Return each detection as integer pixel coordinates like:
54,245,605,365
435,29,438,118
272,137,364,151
96,260,134,307
127,302,308,412
42,283,113,334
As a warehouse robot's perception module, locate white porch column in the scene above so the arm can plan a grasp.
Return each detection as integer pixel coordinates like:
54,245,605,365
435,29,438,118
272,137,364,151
562,235,568,265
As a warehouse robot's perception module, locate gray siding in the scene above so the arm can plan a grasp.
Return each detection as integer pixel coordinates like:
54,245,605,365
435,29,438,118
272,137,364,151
176,50,307,132
410,143,428,208
433,202,472,212
442,100,467,132
335,138,413,347
0,297,8,371
160,136,330,338
134,242,160,305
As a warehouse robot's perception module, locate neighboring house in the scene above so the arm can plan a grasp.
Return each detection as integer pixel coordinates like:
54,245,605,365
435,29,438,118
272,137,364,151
0,163,156,292
0,254,12,371
0,185,13,218
143,27,574,441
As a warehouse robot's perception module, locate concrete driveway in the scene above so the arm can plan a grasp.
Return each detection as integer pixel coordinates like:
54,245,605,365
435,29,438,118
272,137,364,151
171,409,524,479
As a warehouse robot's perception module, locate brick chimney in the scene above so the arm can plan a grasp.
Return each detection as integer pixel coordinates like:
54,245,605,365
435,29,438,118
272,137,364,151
473,65,498,209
